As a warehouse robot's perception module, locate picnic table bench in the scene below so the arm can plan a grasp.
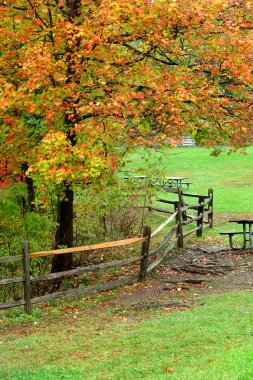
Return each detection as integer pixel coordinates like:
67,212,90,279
122,174,192,189
164,177,192,190
220,219,253,250
165,177,187,187
180,181,192,189
123,175,149,184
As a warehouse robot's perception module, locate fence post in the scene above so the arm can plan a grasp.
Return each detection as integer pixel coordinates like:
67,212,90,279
197,196,205,237
175,201,183,248
208,188,213,228
139,226,151,281
177,187,187,221
21,240,32,315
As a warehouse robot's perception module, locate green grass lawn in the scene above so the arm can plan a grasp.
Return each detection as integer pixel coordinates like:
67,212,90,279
122,146,253,214
1,146,253,379
1,291,253,379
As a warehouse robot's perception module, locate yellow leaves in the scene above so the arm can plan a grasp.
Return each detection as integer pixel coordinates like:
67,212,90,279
28,131,72,184
28,130,108,188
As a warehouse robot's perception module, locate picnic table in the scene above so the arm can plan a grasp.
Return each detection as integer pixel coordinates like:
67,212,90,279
123,175,149,184
123,175,192,189
220,219,253,250
165,177,192,189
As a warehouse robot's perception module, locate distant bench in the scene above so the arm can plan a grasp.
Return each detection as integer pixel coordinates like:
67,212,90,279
220,219,253,250
163,177,193,190
122,175,192,189
219,231,249,250
180,182,192,189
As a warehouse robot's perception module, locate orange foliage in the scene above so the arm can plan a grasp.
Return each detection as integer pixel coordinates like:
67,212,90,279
0,0,252,187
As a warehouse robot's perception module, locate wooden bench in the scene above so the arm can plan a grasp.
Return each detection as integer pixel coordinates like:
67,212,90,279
220,231,249,250
181,182,192,189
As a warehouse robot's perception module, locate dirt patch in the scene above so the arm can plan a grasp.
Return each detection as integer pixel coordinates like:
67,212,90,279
225,181,253,187
107,244,253,311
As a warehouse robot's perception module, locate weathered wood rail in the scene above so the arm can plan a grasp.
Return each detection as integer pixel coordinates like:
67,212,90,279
0,188,213,314
156,188,213,245
143,188,213,275
0,231,150,314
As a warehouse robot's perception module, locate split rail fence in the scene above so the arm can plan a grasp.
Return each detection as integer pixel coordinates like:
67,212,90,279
0,188,213,314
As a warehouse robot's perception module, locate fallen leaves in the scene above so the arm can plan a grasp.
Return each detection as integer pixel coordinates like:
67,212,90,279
163,307,173,313
164,366,174,372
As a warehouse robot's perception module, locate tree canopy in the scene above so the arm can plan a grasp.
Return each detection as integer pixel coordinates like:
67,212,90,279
0,0,252,269
1,0,252,188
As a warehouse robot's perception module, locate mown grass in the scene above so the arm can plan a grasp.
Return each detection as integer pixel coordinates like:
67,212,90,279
1,146,253,379
1,290,253,379
122,146,253,214
121,146,253,246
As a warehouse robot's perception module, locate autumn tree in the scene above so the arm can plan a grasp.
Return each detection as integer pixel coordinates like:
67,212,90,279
139,0,253,150
0,0,161,271
0,0,252,271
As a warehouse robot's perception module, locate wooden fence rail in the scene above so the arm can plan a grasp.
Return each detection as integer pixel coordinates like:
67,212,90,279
0,188,213,313
156,187,213,246
0,231,150,314
145,188,213,273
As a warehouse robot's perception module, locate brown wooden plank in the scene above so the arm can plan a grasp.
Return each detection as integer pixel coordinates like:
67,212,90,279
0,276,24,286
182,215,202,225
202,223,211,229
175,201,184,248
157,198,177,205
140,226,151,281
31,255,142,282
181,202,203,212
151,211,178,238
31,274,140,304
197,196,205,238
146,206,173,214
149,225,177,256
29,237,146,258
0,299,25,310
147,239,177,273
204,197,212,206
183,226,202,237
22,240,32,314
207,189,213,228
0,255,22,264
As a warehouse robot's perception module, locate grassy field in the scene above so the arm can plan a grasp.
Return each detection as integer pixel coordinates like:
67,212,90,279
122,146,253,214
1,146,253,380
1,291,253,380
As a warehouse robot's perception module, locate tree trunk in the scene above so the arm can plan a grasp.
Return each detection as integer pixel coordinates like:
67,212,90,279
51,184,74,273
25,175,35,212
21,162,35,213
51,0,80,274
